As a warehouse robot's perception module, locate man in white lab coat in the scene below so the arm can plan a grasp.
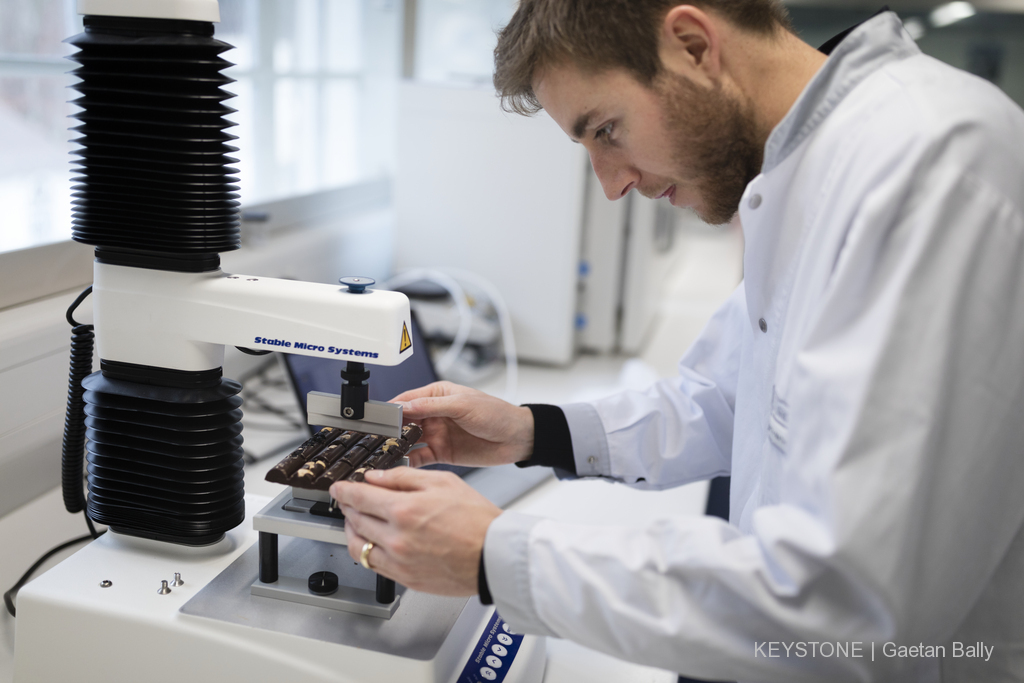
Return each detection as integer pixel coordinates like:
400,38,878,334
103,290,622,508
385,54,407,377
331,1,1024,680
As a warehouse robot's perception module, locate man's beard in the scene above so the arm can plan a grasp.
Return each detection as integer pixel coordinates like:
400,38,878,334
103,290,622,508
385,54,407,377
653,71,763,225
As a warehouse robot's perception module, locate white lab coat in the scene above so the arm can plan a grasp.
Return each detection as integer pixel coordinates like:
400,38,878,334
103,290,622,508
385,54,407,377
486,13,1024,683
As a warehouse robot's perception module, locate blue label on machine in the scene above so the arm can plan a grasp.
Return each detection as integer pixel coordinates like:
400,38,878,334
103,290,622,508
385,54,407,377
455,611,524,683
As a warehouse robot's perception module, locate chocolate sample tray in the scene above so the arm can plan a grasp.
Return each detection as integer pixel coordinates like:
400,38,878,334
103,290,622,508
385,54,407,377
265,424,422,490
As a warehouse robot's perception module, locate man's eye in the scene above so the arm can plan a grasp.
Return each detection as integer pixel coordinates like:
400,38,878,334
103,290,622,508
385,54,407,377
595,123,614,140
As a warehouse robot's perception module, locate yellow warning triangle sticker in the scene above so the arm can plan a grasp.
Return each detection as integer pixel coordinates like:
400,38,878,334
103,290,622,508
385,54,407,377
399,322,412,353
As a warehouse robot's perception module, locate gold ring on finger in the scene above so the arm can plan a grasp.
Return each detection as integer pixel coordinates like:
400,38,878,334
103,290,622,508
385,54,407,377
360,541,375,570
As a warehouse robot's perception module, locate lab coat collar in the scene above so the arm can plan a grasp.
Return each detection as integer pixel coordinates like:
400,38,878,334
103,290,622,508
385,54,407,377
738,12,921,333
762,11,920,174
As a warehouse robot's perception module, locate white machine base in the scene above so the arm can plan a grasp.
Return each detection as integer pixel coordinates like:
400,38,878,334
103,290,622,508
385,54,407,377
13,494,546,683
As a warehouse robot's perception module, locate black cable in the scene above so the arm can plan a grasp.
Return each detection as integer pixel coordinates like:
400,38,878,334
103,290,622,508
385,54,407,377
85,515,101,540
236,354,314,459
243,434,309,465
62,286,94,515
243,393,305,430
65,286,93,328
4,514,105,618
239,360,304,430
233,352,279,385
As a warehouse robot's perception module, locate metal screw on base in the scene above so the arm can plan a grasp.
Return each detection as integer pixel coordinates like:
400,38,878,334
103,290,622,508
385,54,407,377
171,572,184,587
99,580,112,588
158,580,172,595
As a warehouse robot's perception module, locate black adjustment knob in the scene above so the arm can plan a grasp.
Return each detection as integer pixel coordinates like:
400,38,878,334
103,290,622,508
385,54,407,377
308,571,339,596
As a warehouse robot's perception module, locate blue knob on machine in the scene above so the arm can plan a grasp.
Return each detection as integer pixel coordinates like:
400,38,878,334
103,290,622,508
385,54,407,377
340,276,375,293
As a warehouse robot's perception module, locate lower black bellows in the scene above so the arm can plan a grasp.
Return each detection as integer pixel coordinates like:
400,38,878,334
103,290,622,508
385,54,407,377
82,374,246,545
67,15,241,272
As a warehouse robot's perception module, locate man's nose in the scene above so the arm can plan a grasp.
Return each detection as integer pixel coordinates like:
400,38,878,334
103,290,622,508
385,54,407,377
590,152,637,201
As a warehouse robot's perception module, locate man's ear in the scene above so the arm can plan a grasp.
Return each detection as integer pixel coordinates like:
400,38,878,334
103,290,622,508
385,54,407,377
658,6,722,85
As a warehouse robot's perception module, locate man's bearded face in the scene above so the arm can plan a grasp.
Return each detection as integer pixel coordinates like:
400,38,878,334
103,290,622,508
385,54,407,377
649,71,763,225
533,62,764,225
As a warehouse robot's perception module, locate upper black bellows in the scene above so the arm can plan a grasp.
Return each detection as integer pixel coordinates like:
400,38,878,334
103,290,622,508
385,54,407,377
67,15,241,272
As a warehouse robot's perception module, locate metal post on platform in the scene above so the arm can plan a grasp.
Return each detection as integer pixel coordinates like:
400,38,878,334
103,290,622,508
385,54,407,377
259,532,278,583
376,575,396,604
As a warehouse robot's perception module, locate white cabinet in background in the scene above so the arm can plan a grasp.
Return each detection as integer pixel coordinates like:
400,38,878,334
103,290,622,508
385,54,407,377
394,82,685,365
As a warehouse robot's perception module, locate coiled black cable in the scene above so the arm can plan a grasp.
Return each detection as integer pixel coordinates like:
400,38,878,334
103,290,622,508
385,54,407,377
8,286,106,617
62,286,94,514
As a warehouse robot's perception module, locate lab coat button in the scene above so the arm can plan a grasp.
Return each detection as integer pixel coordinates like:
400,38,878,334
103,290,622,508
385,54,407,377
759,318,768,333
749,194,763,209
587,456,595,465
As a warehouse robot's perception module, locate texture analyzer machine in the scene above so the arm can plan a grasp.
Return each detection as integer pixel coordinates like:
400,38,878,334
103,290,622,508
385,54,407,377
12,0,546,681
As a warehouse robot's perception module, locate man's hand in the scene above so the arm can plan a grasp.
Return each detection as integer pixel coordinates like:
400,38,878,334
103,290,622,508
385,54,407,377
330,467,501,595
391,381,534,469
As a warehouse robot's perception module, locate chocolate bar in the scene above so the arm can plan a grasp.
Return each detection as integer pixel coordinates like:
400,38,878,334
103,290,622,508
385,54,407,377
350,424,424,482
312,434,386,489
264,427,344,484
290,430,361,484
264,424,423,490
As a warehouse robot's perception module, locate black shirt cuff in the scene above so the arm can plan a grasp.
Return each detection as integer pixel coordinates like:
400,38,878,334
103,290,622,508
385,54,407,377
478,546,493,605
516,404,576,475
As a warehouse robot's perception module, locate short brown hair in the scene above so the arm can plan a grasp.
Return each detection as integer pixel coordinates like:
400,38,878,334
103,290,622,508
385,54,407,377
493,0,792,115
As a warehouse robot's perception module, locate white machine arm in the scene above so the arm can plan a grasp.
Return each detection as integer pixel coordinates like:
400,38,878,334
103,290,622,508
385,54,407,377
93,262,413,372
93,262,411,435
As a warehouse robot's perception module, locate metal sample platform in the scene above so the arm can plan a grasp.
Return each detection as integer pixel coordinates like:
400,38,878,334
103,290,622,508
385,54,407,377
254,488,349,545
252,488,398,617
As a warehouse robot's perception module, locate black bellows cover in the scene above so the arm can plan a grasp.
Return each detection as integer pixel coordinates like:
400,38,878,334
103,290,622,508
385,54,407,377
66,15,246,545
81,373,246,545
67,16,241,270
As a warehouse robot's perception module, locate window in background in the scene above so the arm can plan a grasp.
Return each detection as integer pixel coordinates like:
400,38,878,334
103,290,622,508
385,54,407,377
0,0,82,252
0,0,402,254
414,0,514,85
216,0,401,205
